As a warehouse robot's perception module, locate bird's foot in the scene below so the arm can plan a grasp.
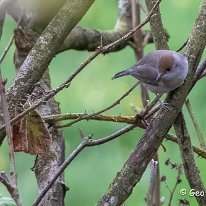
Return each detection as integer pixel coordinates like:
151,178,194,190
159,102,173,111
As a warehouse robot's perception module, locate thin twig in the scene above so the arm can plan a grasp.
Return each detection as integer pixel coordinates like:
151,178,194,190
162,161,182,206
0,6,5,41
176,38,189,52
0,67,22,205
43,112,146,128
57,82,140,128
165,134,206,159
194,56,206,81
0,35,14,64
0,0,161,140
32,124,136,206
0,9,23,64
168,165,182,206
43,112,206,159
0,51,102,134
0,171,20,205
136,0,147,14
185,99,206,149
146,159,158,206
100,0,161,53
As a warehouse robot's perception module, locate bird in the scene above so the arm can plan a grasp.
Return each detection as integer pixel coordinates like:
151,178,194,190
112,50,188,94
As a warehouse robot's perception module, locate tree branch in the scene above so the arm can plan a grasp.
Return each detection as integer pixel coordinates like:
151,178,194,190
32,124,136,206
145,0,168,50
0,2,5,41
96,1,206,205
185,99,206,149
44,113,145,128
0,68,22,205
146,159,158,206
165,134,206,159
6,0,95,105
174,113,206,205
0,1,160,143
5,0,29,26
0,171,21,206
43,112,206,160
57,82,140,128
59,0,133,52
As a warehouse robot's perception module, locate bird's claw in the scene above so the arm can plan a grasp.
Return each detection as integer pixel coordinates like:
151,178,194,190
160,102,173,111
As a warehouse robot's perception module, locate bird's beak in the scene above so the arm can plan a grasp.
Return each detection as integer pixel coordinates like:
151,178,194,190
156,73,163,81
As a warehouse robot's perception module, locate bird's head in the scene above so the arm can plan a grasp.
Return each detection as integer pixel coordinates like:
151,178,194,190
156,54,174,81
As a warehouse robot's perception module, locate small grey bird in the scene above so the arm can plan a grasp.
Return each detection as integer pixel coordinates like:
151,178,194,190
112,50,188,94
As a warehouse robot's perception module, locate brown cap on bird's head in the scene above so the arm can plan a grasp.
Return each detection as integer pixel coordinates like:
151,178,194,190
156,54,174,81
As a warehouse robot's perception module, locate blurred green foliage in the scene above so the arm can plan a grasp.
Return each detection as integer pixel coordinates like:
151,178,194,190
0,0,206,205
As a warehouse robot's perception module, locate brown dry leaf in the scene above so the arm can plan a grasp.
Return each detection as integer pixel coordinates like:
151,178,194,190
13,110,51,155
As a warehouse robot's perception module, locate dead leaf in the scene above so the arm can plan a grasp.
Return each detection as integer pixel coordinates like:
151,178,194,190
13,110,51,155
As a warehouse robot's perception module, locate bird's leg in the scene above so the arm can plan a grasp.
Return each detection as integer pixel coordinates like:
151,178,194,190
156,93,172,111
141,94,163,117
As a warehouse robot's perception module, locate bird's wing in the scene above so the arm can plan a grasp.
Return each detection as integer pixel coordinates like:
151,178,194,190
129,64,159,85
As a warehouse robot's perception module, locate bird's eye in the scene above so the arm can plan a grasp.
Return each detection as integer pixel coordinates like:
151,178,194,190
166,68,171,72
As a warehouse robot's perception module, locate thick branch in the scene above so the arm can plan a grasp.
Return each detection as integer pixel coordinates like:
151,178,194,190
145,0,168,50
96,1,206,205
174,113,206,205
59,0,132,52
0,0,159,144
6,0,95,105
58,0,154,53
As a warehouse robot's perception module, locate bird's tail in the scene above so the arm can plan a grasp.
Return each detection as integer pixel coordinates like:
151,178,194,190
112,69,130,80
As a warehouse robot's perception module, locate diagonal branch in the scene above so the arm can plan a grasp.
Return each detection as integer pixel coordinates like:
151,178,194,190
0,171,21,205
174,113,206,205
0,0,161,144
96,0,206,205
58,82,140,128
6,0,96,105
185,99,206,149
145,0,168,50
0,68,22,205
32,124,136,206
165,134,206,159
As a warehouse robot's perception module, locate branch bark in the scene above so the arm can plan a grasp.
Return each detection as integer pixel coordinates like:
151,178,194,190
59,0,132,53
96,0,206,205
174,113,206,205
2,1,95,205
44,113,145,128
145,0,168,50
33,124,136,206
6,0,95,105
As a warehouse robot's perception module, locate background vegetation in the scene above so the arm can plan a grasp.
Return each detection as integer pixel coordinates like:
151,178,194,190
0,0,206,205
